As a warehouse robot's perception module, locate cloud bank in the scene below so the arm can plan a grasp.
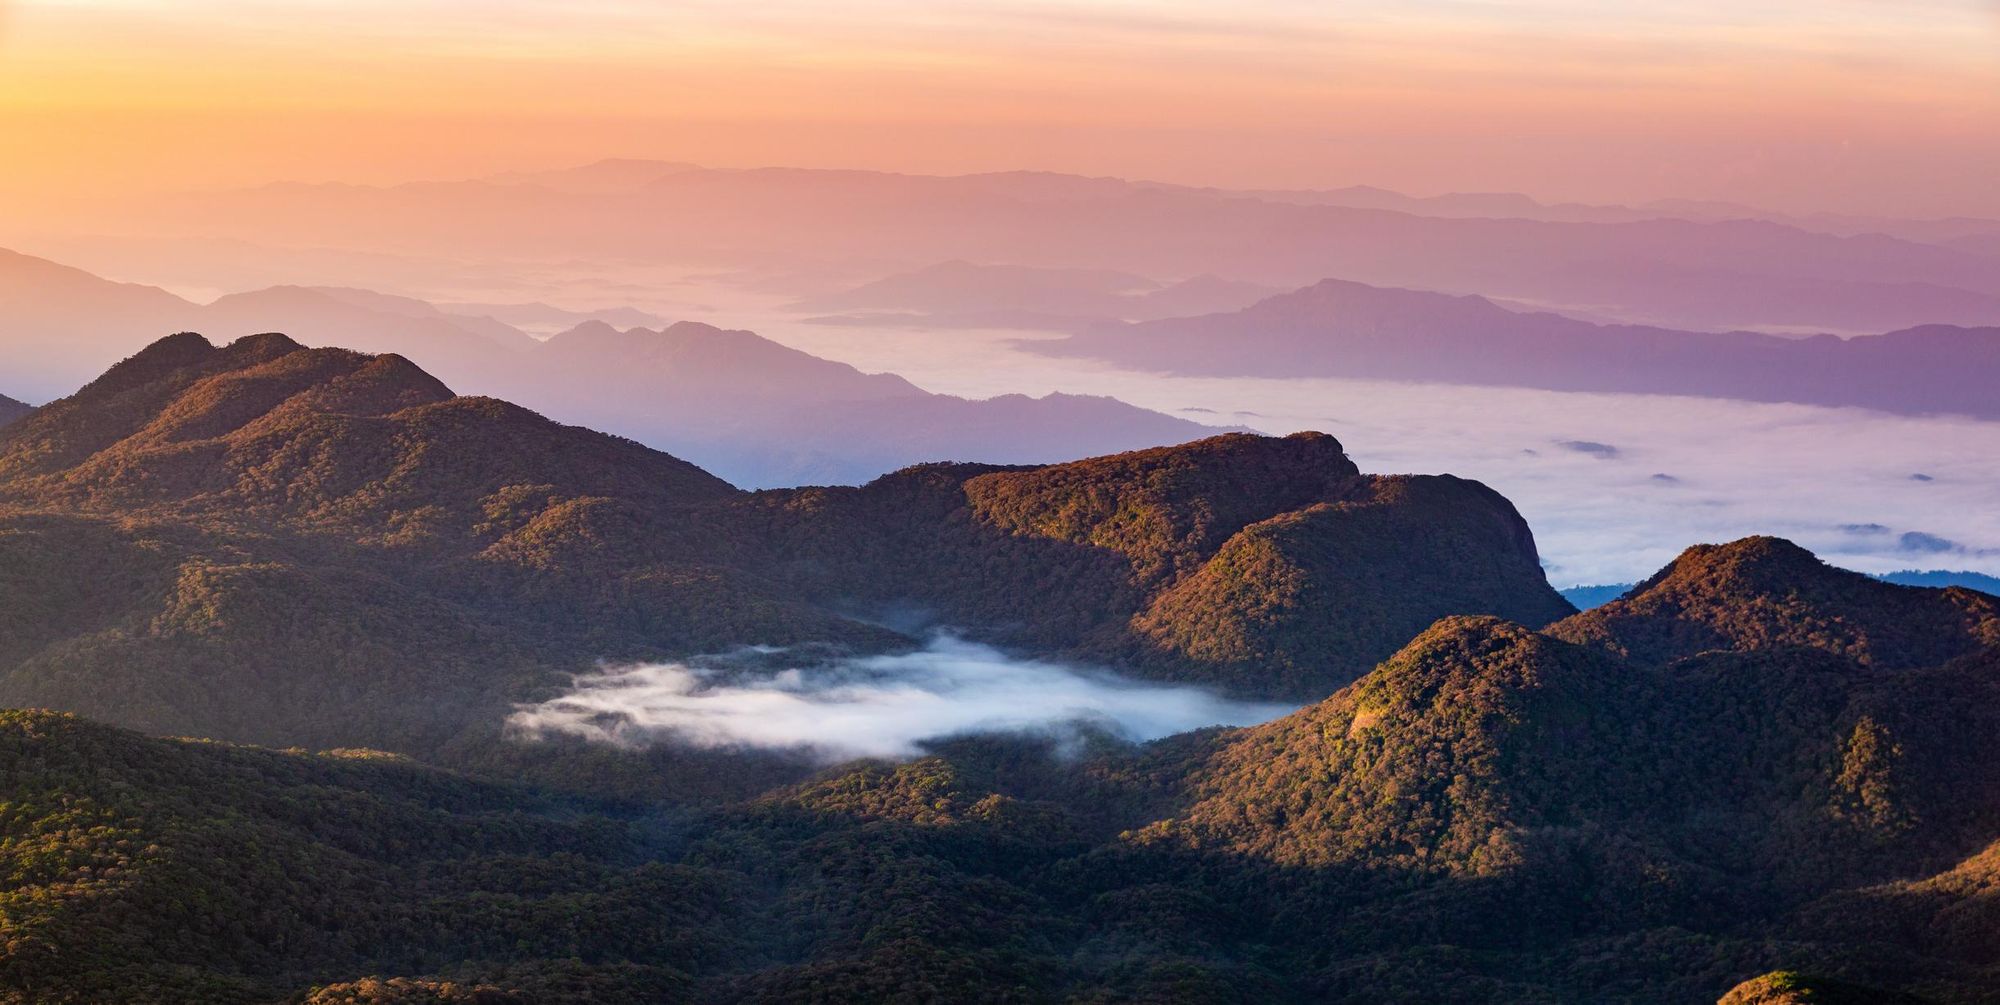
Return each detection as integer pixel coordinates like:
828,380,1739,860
748,316,2000,587
510,636,1295,760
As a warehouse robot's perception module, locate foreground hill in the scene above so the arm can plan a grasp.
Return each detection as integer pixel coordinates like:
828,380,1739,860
6,537,2000,1001
745,432,1572,696
1547,537,2000,668
0,334,1569,755
15,335,2000,1001
0,334,871,754
1029,278,2000,420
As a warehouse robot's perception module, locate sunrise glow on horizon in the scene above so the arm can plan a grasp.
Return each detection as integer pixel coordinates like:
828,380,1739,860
4,0,1999,218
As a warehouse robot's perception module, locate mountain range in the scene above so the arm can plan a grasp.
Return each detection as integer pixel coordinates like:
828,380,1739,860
1027,277,2000,420
471,318,1223,488
1227,183,2000,246
3,336,2000,1000
0,338,1996,1001
109,160,2000,335
793,259,1281,324
0,333,1571,755
0,249,1216,486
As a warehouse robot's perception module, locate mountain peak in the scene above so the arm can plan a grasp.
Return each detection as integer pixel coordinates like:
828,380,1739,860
0,333,736,530
963,430,1366,579
662,319,730,338
227,330,308,357
1282,276,1507,315
1631,535,1827,594
1549,536,2000,668
75,330,286,400
1144,615,1630,870
549,318,621,341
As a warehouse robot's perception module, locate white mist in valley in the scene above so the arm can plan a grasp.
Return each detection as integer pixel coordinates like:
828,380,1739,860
510,635,1297,760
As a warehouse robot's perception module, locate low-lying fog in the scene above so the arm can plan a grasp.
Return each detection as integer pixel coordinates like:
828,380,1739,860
20,240,1994,589
733,312,2000,588
509,635,1297,760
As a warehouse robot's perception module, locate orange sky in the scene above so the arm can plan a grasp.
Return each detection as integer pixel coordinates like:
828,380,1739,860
4,0,1999,219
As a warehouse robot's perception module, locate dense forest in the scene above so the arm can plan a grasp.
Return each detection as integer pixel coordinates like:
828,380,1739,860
3,335,1999,1002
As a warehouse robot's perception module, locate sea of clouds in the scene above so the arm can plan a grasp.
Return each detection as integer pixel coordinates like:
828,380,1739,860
509,635,1296,760
749,317,2000,587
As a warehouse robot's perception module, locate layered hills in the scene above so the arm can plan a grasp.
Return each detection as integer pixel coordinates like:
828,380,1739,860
793,259,1279,323
5,334,2000,1002
1029,277,2000,420
134,161,2000,332
7,533,2000,1001
0,334,1569,755
486,319,1221,487
0,249,1218,485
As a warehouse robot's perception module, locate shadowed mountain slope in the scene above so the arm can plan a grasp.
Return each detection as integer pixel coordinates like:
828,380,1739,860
1141,617,1640,873
8,538,2000,1002
0,331,734,529
746,432,1572,697
0,392,29,427
0,334,1573,751
0,708,738,1004
0,335,873,752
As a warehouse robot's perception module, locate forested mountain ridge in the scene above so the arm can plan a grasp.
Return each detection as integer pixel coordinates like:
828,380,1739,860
738,432,1572,696
0,333,1571,758
1547,536,2000,668
7,547,2000,1000
9,334,2000,1002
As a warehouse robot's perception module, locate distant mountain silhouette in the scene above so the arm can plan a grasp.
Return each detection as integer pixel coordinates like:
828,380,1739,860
481,157,706,193
432,299,667,335
142,163,2000,331
1232,184,2000,247
0,249,528,398
792,260,1278,322
474,319,1223,486
0,248,205,399
793,260,1157,314
1029,277,2000,419
202,284,539,358
0,250,1222,487
1878,569,2000,595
